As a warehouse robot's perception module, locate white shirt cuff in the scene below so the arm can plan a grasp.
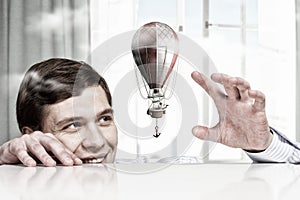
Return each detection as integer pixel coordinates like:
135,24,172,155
246,132,294,163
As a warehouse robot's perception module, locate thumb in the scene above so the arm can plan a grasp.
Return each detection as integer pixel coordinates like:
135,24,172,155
192,125,219,142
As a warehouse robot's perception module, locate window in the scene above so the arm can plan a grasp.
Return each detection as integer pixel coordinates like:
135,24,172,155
90,0,297,162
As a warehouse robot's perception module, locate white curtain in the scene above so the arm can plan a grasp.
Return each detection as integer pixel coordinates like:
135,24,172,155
0,0,91,144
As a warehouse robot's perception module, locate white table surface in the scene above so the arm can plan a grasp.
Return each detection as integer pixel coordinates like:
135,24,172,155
0,162,299,200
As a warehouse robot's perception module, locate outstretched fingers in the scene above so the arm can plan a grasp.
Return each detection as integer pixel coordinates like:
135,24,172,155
248,89,266,111
211,73,251,101
211,73,240,100
191,71,225,102
233,77,251,101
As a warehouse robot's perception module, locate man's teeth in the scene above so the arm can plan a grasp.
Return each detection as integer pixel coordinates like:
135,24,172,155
84,158,104,163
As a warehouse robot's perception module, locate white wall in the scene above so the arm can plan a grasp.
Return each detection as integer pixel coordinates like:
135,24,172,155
247,0,296,139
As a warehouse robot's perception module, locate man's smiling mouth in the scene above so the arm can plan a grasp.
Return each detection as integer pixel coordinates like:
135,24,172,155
82,155,107,164
83,158,104,163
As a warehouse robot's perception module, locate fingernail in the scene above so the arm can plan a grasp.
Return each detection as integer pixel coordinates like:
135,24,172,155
46,158,56,166
192,127,199,136
26,160,36,167
75,158,83,165
64,157,74,165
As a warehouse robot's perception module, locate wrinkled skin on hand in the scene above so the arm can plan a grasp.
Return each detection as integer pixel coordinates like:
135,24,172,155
191,71,273,151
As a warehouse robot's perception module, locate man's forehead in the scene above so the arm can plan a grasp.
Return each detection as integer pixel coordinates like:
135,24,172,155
74,86,108,101
45,86,110,120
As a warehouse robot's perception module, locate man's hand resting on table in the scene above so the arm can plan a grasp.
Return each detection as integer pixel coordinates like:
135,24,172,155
0,131,82,167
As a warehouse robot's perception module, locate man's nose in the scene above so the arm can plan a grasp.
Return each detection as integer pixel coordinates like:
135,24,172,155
81,124,105,153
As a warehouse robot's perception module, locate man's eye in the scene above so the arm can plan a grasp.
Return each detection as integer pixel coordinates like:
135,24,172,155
64,122,82,130
99,116,113,125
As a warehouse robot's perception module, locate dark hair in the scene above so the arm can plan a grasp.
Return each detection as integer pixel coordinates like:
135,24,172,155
16,58,112,132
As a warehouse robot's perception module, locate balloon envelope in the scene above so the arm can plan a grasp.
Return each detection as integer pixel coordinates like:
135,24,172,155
132,22,179,89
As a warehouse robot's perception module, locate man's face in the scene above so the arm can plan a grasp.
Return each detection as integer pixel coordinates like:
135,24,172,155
42,86,118,163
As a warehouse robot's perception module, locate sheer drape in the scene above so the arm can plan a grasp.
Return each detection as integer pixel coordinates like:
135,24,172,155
0,0,91,144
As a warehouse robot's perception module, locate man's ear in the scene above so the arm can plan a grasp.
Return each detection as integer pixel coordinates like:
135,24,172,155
21,127,33,134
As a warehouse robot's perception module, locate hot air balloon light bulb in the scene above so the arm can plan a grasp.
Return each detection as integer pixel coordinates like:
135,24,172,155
131,22,179,138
